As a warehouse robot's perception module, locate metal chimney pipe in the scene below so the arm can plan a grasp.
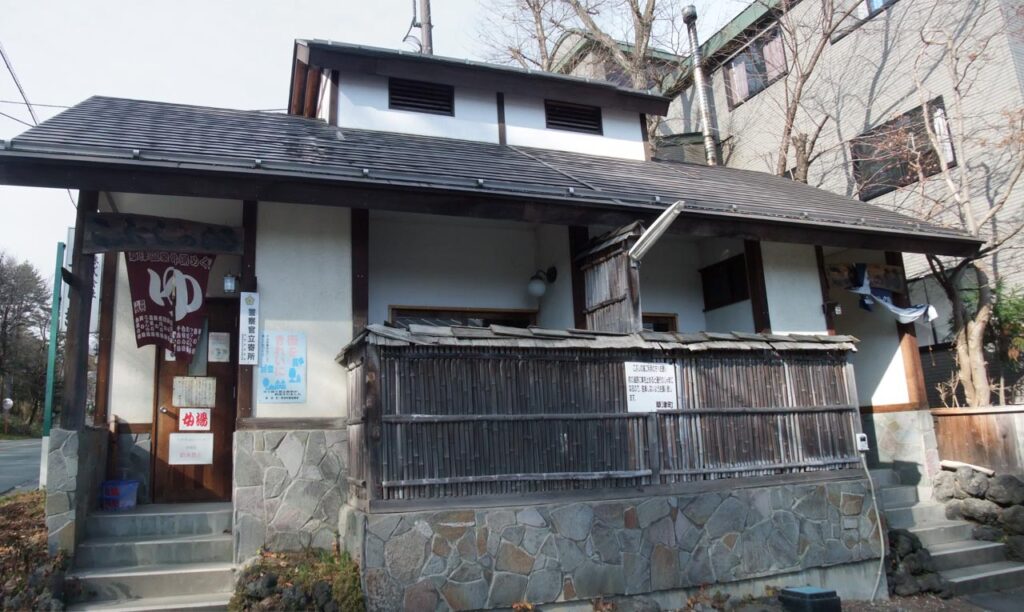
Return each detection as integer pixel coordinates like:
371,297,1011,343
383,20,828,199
683,5,718,166
419,0,434,55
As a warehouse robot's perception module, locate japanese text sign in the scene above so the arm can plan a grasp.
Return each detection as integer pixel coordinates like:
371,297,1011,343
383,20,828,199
238,292,259,365
258,331,306,403
168,433,213,465
178,408,211,432
624,362,677,413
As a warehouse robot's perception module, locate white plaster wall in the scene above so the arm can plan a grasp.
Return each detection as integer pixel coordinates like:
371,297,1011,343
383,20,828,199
336,69,500,143
826,249,910,407
637,235,706,332
255,202,351,418
368,212,555,325
105,194,243,424
504,94,646,160
697,237,755,333
762,242,828,334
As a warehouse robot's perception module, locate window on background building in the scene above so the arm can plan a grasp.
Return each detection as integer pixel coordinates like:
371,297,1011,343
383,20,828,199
390,307,537,329
642,313,679,332
857,0,900,19
833,0,903,42
699,255,749,311
850,97,955,201
724,28,786,108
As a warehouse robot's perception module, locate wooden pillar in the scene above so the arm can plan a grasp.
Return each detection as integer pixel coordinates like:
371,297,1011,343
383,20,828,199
497,93,507,145
61,190,99,430
568,226,588,329
815,246,836,334
744,240,771,333
93,251,118,426
328,70,339,125
639,113,652,161
352,209,369,334
886,251,929,409
236,201,258,421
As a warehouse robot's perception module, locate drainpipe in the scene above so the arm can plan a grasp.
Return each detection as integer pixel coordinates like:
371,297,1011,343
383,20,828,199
683,5,718,166
419,0,434,55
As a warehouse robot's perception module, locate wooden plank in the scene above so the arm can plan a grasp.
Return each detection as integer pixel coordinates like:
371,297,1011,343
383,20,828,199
885,252,928,409
365,344,383,500
61,190,99,430
236,200,257,421
382,469,653,487
93,251,118,425
568,226,589,329
815,246,836,334
496,92,507,145
352,208,369,333
114,422,152,434
236,417,346,430
328,70,339,125
744,240,771,333
289,57,310,115
302,65,321,118
932,405,1024,416
81,211,243,255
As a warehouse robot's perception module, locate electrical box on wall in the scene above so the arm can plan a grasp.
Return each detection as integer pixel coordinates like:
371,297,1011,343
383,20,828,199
856,433,870,452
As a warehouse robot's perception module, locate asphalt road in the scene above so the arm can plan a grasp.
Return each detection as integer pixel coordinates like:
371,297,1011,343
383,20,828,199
0,438,41,494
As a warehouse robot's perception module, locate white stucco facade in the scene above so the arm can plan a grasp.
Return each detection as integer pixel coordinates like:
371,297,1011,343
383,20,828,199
762,242,829,334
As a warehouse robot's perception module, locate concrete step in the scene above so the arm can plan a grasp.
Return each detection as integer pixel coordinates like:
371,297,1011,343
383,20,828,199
907,520,975,547
67,562,235,603
930,539,1008,572
86,503,232,539
883,502,947,529
67,591,232,611
870,469,901,488
880,485,919,509
75,533,232,569
942,560,1024,595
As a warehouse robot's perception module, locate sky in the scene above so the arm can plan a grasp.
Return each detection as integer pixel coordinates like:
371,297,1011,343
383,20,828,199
0,0,749,279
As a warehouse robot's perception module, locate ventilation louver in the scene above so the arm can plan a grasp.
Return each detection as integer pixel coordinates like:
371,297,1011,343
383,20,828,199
545,100,603,134
389,78,454,116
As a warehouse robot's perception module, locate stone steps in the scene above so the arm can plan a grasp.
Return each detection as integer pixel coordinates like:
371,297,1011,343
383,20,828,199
930,540,1008,572
943,561,1024,595
69,503,236,609
883,502,947,529
906,520,975,547
880,485,919,509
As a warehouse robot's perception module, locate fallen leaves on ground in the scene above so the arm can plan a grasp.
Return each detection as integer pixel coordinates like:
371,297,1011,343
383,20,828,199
0,490,66,610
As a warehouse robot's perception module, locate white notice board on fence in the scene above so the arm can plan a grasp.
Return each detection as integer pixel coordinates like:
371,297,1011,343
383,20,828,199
623,362,677,412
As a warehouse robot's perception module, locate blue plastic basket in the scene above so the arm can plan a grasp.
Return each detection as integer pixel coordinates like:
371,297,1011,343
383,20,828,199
100,479,139,511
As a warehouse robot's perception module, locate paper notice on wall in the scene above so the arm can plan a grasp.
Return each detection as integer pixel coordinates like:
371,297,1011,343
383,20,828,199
239,292,259,365
208,332,231,363
172,376,217,408
178,408,211,432
258,331,306,403
623,362,678,413
168,433,213,465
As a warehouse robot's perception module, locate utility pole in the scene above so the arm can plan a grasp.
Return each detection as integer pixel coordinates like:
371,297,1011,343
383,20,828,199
419,0,433,55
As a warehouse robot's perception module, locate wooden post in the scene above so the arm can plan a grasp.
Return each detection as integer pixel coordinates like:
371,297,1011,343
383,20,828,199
885,251,928,409
236,200,258,421
93,251,118,426
815,246,836,334
744,240,771,333
352,208,369,334
364,344,383,501
568,226,588,329
61,190,99,430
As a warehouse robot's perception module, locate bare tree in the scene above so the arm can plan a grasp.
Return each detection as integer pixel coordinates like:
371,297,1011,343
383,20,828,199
478,0,576,71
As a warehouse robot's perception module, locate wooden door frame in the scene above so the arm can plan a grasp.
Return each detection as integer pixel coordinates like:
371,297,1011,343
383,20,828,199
149,297,240,503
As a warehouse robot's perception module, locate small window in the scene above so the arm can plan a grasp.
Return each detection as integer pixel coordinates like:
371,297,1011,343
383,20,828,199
388,78,454,116
833,0,902,42
545,100,603,134
724,27,786,108
642,313,678,332
390,307,537,329
850,97,955,201
699,255,750,311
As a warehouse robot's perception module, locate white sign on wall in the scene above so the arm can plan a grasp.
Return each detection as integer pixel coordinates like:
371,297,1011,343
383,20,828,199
178,408,211,432
171,376,217,408
259,331,307,403
168,433,214,465
623,362,678,413
238,292,260,365
208,332,231,363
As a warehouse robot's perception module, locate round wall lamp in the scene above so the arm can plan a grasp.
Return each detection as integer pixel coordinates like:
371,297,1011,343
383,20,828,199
527,267,558,298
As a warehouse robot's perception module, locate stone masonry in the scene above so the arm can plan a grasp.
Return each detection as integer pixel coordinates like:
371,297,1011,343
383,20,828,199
340,479,882,611
233,429,347,562
45,427,108,556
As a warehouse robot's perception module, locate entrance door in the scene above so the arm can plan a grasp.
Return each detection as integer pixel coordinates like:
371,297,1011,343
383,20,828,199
153,299,238,503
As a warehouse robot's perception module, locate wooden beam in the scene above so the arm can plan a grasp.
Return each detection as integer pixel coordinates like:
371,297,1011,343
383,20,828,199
303,66,321,118
352,208,369,333
815,246,836,334
236,417,345,430
81,211,243,255
236,201,258,421
289,58,309,116
568,226,589,329
61,190,99,430
639,113,652,161
328,70,339,125
496,92,507,145
886,251,929,409
93,251,118,426
744,240,771,333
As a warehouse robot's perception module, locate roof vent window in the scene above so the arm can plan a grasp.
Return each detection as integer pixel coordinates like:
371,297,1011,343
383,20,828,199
388,78,455,116
544,100,603,135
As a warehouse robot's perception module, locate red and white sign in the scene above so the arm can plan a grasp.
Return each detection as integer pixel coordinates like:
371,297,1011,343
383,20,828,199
178,408,211,431
125,251,215,361
168,433,214,465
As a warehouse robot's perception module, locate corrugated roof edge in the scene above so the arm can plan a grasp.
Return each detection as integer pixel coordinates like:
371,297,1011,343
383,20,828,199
299,39,673,104
336,323,858,363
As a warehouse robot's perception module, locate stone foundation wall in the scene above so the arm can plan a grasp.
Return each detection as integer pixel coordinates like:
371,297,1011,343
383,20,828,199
45,427,109,556
114,432,152,504
862,410,940,487
339,479,882,611
233,430,347,562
